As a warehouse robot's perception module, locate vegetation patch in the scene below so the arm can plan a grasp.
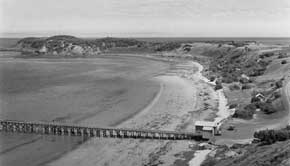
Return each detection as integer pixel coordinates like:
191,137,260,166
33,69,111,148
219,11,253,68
254,126,290,144
281,60,287,64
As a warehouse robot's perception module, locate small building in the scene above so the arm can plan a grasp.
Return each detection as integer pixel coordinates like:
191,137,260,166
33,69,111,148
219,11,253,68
38,45,47,54
195,121,221,139
255,93,265,102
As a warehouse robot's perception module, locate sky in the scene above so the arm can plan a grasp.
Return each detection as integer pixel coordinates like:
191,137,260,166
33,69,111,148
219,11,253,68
0,0,290,37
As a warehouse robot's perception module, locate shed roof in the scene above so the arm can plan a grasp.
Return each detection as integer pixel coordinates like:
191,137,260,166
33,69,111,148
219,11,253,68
255,93,265,98
195,121,216,127
203,126,214,131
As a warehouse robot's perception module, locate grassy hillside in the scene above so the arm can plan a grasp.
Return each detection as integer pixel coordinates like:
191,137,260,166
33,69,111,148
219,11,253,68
0,38,20,49
16,35,146,56
188,42,290,166
187,42,290,119
202,140,290,166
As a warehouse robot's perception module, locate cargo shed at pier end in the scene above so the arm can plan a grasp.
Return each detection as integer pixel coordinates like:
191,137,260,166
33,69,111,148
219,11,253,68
194,121,222,139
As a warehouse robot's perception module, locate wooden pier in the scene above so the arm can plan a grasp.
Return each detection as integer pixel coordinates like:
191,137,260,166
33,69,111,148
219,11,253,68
0,120,203,140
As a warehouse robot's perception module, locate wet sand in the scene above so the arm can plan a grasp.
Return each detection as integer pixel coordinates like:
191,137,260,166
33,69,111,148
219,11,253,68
0,56,169,166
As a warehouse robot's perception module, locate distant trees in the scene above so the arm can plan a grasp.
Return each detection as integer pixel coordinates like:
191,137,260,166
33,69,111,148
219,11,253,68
254,127,290,144
232,103,256,119
155,42,181,52
229,84,240,91
278,53,288,59
273,91,281,99
232,108,255,119
256,102,277,114
17,37,45,49
249,68,266,77
275,80,283,88
241,84,252,90
259,52,274,59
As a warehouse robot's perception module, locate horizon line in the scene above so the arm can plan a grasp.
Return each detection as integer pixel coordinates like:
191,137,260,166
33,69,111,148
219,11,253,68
1,35,290,39
1,32,290,39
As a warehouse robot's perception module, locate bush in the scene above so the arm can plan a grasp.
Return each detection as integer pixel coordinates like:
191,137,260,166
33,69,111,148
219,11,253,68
244,103,257,111
222,76,236,83
233,108,255,119
242,84,252,90
155,42,181,52
254,128,290,144
259,52,274,59
251,96,261,103
275,80,283,88
227,125,235,131
215,83,223,90
239,77,249,84
209,76,216,82
229,84,240,91
249,68,266,77
258,60,270,67
229,103,238,109
201,157,217,166
256,102,277,114
273,91,281,99
278,53,287,59
281,60,287,64
248,77,254,83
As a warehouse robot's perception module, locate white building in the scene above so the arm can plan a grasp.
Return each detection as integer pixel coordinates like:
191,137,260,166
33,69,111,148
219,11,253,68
39,45,47,54
195,121,222,139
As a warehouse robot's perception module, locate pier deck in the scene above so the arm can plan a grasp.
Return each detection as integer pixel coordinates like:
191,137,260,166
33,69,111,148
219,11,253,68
0,120,203,140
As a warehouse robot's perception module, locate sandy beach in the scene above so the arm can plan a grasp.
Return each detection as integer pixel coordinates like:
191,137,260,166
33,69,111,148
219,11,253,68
47,59,220,166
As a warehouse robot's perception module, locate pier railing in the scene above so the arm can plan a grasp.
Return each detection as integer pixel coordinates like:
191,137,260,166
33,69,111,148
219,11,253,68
0,120,202,140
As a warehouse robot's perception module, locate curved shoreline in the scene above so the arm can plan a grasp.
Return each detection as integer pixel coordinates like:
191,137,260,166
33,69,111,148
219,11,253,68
117,80,164,127
48,57,207,166
189,61,231,166
191,61,231,122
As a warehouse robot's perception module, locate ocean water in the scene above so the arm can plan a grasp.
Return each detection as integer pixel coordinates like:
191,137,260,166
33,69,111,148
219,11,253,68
0,55,169,166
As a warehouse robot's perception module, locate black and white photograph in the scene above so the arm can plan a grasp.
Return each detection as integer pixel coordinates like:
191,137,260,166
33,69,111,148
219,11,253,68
0,0,290,166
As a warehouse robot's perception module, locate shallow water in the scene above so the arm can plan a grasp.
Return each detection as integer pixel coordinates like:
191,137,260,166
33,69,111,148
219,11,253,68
0,55,170,166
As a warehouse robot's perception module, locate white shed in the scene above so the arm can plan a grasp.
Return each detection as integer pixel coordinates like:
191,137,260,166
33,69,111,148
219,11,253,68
195,121,221,139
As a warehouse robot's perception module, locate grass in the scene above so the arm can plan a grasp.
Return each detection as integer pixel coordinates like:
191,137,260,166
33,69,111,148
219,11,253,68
201,140,290,166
